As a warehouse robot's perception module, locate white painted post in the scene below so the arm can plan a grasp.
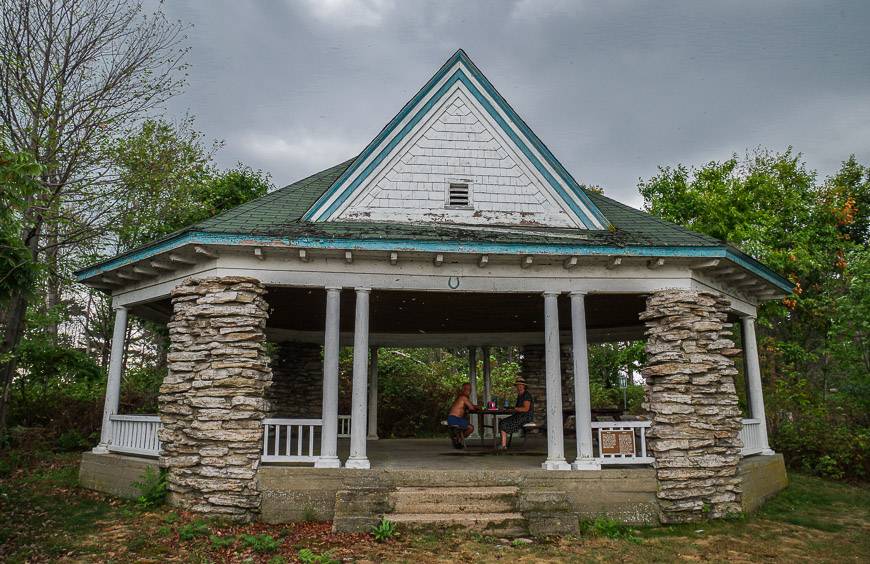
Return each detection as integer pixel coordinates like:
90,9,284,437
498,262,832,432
569,292,600,470
315,287,342,468
743,315,774,455
346,288,371,469
542,292,570,470
367,346,379,440
468,347,480,439
94,306,128,453
482,346,493,438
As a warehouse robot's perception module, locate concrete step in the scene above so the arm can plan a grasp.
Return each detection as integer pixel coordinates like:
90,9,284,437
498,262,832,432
387,512,528,536
388,486,518,514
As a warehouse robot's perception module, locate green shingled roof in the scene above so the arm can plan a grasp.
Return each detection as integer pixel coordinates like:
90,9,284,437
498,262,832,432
186,159,721,248
76,157,793,295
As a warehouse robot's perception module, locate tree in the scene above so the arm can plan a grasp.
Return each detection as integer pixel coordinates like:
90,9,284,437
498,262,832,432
638,148,869,478
0,0,188,433
0,143,40,305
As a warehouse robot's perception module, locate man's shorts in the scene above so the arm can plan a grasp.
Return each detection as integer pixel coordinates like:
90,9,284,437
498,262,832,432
447,415,469,429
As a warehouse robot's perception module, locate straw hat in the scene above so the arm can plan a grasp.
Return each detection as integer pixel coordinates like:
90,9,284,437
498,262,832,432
514,377,527,386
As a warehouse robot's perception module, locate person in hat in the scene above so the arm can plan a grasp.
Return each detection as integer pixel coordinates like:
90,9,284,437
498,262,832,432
498,377,534,450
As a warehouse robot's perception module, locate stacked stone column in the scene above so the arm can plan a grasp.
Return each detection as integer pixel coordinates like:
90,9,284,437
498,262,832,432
266,342,323,417
640,289,743,522
159,277,272,522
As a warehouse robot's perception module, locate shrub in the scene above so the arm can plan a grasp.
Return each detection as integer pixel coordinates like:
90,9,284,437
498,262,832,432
581,517,640,541
131,466,167,509
298,548,339,564
240,533,279,553
178,520,210,541
371,517,396,542
56,429,92,452
209,534,235,549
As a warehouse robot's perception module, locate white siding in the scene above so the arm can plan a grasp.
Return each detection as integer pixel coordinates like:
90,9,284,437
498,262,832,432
337,92,578,227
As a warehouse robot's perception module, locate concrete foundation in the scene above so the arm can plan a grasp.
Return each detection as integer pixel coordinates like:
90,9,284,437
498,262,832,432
739,453,788,513
258,465,660,531
79,451,160,499
79,447,788,528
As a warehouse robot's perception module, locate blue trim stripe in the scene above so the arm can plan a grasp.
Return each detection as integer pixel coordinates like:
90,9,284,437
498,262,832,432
75,230,793,294
304,51,608,229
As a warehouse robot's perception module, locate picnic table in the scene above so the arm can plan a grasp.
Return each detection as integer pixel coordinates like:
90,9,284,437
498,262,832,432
473,408,517,449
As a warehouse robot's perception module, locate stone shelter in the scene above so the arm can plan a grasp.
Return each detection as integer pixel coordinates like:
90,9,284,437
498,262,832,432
77,50,788,532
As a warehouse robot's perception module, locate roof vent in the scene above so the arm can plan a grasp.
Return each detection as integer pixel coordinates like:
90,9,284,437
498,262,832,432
447,182,471,208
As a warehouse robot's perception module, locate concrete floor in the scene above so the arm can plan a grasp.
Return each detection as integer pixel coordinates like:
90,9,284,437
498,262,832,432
330,436,574,470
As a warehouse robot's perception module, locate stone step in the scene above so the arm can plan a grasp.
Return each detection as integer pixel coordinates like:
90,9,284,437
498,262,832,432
386,512,528,536
388,486,518,514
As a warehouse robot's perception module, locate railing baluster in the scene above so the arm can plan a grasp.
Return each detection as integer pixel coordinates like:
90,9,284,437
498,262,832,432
309,425,315,457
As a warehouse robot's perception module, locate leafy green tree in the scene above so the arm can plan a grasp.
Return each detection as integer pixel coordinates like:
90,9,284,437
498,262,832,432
638,148,869,479
0,144,40,305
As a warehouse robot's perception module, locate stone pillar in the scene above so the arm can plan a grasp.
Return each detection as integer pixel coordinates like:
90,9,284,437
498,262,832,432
468,347,480,439
367,346,379,440
520,344,573,428
159,277,272,521
542,292,570,470
315,287,342,469
94,306,128,453
640,289,743,522
266,342,323,417
570,292,600,470
346,288,371,469
742,316,774,454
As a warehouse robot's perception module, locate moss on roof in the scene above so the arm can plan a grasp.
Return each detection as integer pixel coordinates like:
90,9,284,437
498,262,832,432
184,160,722,249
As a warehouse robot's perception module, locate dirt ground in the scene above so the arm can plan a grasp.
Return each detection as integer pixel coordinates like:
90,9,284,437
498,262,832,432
1,450,868,563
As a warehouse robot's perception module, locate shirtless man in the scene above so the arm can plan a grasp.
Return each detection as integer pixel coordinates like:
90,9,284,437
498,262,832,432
447,383,478,448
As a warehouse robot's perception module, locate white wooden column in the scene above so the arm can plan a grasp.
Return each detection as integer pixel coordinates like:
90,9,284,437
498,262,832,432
743,315,774,455
482,346,493,438
315,287,342,468
569,292,600,470
93,306,128,453
542,292,570,470
346,288,371,469
468,347,480,439
367,346,379,440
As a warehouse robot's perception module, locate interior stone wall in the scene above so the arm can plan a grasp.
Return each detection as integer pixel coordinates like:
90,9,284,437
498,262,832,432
266,342,323,417
519,344,574,428
159,276,272,522
640,289,743,523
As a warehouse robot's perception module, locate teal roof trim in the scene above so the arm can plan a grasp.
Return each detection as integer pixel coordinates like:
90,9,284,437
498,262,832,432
75,230,793,294
303,50,609,229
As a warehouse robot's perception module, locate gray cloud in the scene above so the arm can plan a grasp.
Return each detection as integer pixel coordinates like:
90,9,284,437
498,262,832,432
160,0,870,208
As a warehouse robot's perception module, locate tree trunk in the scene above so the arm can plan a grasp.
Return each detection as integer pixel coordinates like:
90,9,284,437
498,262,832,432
0,292,29,435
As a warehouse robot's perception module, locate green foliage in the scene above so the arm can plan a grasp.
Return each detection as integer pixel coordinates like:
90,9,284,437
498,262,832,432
209,533,235,548
108,118,271,251
581,517,640,541
639,149,869,480
178,520,210,541
347,347,520,437
240,533,280,553
298,548,339,564
371,516,397,542
55,430,93,452
0,143,41,305
131,466,168,510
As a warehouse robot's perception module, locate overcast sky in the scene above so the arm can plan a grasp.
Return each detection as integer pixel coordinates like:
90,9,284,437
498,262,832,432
159,0,870,208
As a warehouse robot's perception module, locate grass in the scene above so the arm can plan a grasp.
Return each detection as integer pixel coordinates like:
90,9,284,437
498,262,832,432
1,449,868,562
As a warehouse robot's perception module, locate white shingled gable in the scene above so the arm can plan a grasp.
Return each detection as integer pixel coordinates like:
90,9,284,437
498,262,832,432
334,87,582,228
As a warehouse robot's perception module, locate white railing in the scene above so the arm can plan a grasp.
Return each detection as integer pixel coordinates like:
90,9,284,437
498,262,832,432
338,414,351,438
262,418,321,463
592,420,653,465
739,418,763,456
108,414,162,457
